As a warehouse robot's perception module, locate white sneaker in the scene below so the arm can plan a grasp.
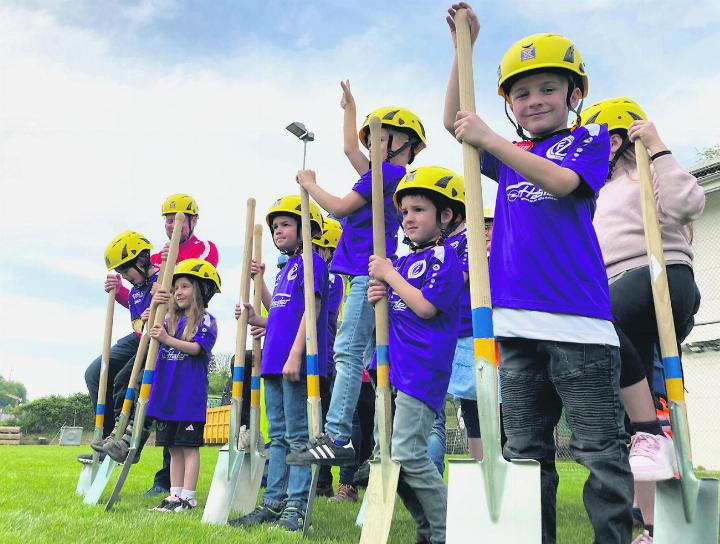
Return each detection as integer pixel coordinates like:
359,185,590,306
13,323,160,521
629,432,677,481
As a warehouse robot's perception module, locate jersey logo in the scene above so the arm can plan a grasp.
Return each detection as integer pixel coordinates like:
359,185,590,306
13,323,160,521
584,123,601,137
515,140,534,152
432,245,446,263
545,135,574,161
506,181,556,203
407,260,427,279
287,263,299,281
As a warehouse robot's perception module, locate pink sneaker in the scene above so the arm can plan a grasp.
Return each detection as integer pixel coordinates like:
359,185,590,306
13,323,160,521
632,529,653,543
629,432,677,481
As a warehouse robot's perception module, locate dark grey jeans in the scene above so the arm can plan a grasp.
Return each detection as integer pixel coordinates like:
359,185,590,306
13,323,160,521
499,338,633,544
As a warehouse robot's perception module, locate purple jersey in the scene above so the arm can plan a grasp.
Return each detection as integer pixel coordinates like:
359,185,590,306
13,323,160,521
482,125,612,320
386,245,463,413
445,230,471,338
128,272,158,333
326,272,345,370
330,162,405,276
262,252,330,377
147,313,217,422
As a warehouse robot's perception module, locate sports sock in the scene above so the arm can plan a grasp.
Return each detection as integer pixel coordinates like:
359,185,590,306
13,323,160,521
170,486,182,497
180,489,196,501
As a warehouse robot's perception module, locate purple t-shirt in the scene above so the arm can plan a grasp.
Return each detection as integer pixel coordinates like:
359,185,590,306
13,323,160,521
330,162,405,276
128,272,158,322
326,272,345,370
482,125,612,320
386,245,463,413
147,313,217,422
445,230,471,338
262,252,330,377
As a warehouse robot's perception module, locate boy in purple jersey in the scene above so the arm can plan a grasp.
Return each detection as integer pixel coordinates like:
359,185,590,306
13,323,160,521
229,195,329,533
444,7,633,543
146,258,220,512
367,166,464,544
291,98,427,465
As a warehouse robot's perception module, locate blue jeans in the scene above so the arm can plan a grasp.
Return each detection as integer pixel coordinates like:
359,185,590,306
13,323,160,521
499,338,633,544
262,376,311,511
325,275,375,442
427,407,446,475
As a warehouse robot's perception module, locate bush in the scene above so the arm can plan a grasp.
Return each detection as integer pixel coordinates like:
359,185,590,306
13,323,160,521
13,393,93,434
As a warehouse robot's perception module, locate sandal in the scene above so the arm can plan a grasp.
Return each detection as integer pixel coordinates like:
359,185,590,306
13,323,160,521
150,496,181,512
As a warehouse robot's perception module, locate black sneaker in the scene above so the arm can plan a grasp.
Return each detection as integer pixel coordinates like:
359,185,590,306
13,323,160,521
315,483,334,498
77,452,106,464
285,434,355,466
144,485,170,498
228,504,281,527
353,459,371,488
273,506,305,532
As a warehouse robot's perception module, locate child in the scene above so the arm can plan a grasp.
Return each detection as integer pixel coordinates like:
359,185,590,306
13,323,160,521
229,195,329,532
146,258,220,512
84,230,157,445
289,96,427,465
367,166,464,544
584,97,704,543
312,216,346,497
445,8,633,542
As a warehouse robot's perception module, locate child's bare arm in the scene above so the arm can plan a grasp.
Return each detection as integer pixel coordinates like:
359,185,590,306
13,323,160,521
369,256,438,319
296,170,366,218
341,80,369,175
250,258,272,309
284,296,321,381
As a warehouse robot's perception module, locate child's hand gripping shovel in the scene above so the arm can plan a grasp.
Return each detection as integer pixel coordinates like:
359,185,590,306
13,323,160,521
231,224,268,515
635,140,719,543
105,212,184,511
446,9,541,542
202,198,256,524
359,116,401,544
76,287,115,497
83,259,167,505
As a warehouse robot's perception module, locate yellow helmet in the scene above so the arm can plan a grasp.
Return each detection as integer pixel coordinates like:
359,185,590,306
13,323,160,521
498,33,588,101
173,258,221,292
359,106,427,155
315,217,343,249
266,195,323,238
162,194,198,216
393,166,465,211
104,230,153,270
580,97,647,133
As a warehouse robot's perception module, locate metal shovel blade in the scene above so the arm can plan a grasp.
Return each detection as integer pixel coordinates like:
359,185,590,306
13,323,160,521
83,456,118,505
359,458,401,544
75,460,93,496
105,447,138,511
447,457,541,543
302,464,320,538
202,445,246,524
233,449,266,516
654,477,719,543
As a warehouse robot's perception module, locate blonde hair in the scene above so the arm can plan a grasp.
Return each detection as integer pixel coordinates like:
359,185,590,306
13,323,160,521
166,276,206,341
313,245,334,265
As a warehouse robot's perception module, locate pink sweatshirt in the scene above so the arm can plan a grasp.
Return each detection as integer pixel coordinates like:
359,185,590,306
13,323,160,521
594,153,705,279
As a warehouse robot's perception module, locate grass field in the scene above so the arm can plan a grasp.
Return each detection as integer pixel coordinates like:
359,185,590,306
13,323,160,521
0,445,661,543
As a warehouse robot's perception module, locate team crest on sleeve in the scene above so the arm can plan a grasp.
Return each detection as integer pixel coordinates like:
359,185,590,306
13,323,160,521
584,123,601,137
545,135,574,161
432,245,446,263
407,260,427,279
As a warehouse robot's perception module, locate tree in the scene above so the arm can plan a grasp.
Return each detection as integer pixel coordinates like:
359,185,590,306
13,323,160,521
12,393,93,434
0,375,28,409
696,144,720,162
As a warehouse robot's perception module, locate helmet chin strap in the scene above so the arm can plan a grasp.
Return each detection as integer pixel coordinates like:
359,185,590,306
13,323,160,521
607,135,632,179
384,132,417,163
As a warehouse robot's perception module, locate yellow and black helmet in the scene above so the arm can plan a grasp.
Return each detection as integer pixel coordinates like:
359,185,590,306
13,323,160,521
315,217,343,249
173,258,221,306
393,166,465,211
580,97,647,133
162,194,199,216
359,107,427,160
498,33,588,100
104,231,153,270
266,195,323,238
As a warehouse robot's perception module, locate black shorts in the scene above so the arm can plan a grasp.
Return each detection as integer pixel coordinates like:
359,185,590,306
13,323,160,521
460,399,481,439
155,420,205,447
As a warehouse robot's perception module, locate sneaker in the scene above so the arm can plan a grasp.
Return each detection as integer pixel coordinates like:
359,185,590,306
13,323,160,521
316,483,334,498
329,483,358,503
77,452,106,464
91,433,115,453
150,496,181,512
285,434,355,466
173,497,198,512
228,504,281,527
632,530,653,543
273,506,305,532
353,459,371,488
629,432,677,481
144,485,170,498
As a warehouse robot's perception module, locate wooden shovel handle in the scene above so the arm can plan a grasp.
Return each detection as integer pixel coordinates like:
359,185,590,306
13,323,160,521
251,224,263,403
95,288,116,419
233,198,256,395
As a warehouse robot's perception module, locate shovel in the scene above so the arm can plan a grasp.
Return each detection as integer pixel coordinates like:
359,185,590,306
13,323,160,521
446,9,541,542
202,198,256,524
230,223,268,515
76,287,115,497
83,259,168,505
105,212,184,511
359,115,401,544
635,141,719,543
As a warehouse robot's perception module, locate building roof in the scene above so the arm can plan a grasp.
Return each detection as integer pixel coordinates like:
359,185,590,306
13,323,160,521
690,157,720,193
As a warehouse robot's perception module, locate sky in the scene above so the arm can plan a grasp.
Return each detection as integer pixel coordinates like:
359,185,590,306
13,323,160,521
2,0,719,400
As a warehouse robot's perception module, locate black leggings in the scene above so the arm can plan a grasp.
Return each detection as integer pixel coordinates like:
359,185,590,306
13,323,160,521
612,264,700,390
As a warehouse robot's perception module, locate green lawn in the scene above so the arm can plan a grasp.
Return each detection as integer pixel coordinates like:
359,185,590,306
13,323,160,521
0,446,638,543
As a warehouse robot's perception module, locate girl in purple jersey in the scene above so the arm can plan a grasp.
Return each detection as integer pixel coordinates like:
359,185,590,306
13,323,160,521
147,258,220,512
